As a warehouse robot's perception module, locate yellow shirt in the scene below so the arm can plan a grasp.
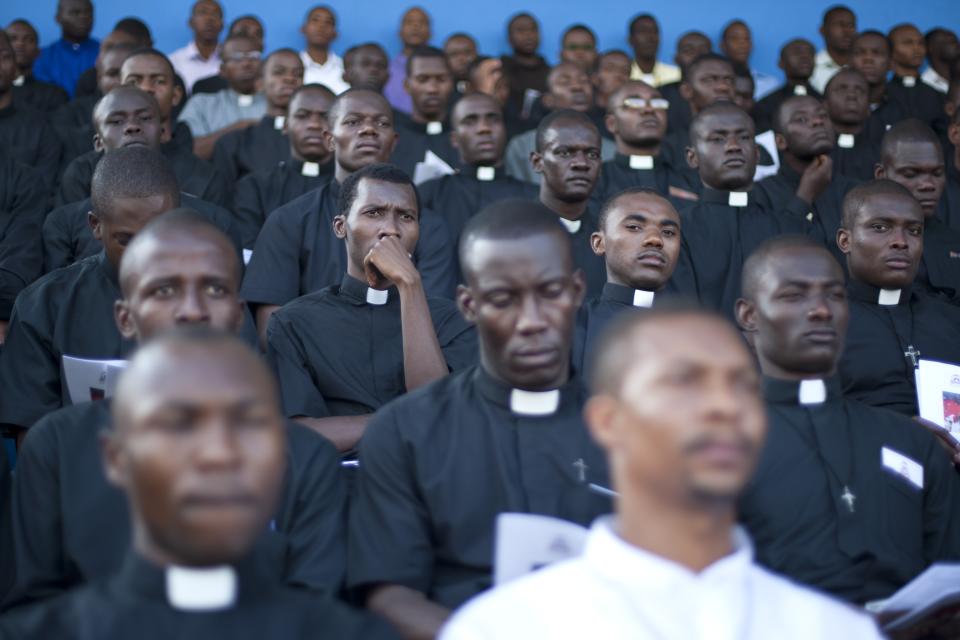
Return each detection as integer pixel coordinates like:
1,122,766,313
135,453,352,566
629,60,682,87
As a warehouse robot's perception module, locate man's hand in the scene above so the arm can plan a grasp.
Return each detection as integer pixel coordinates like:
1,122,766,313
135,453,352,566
913,416,960,467
364,236,419,290
796,154,833,204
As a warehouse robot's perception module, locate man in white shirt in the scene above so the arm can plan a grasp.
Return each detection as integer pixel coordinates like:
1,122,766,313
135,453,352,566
299,5,348,94
441,307,883,640
921,28,958,94
811,5,857,93
626,14,680,87
168,0,223,95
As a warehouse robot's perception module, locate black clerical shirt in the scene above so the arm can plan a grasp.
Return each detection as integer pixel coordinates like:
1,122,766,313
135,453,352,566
886,76,944,128
12,76,69,114
547,209,606,298
212,115,290,190
938,176,960,231
390,112,462,178
914,216,960,307
751,83,822,134
0,253,134,428
240,181,457,305
740,376,960,604
592,153,675,204
0,103,62,190
831,131,880,182
839,281,960,415
266,274,477,419
3,401,347,610
348,365,612,609
50,94,97,164
0,159,47,320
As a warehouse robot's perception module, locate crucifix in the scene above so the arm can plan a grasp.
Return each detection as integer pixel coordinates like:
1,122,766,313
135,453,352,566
841,486,856,513
573,458,588,483
904,345,921,368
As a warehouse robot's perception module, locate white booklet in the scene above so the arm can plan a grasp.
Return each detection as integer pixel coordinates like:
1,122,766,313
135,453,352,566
493,513,588,586
915,359,960,445
62,356,127,404
870,563,960,631
412,150,455,185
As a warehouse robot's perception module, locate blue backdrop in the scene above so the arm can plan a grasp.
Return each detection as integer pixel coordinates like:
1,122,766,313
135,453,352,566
4,0,958,80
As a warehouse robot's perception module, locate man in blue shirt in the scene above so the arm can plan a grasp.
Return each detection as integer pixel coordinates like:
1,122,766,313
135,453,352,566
32,0,99,97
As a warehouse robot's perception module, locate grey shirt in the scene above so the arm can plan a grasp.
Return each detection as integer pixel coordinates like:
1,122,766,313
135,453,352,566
504,129,615,185
177,88,267,137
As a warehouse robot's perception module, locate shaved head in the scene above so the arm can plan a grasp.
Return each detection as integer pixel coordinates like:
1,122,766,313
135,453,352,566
740,235,832,301
841,179,916,229
880,118,943,164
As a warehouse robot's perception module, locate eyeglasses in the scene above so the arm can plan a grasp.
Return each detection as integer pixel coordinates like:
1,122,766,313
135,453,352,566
564,44,595,52
621,97,670,110
224,51,262,62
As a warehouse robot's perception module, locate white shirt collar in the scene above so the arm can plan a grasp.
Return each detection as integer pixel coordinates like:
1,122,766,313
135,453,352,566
510,388,561,416
237,93,254,107
426,121,443,135
166,565,237,611
921,67,949,93
815,49,842,69
837,133,855,149
273,116,285,130
366,288,389,305
633,289,655,308
902,75,917,88
877,288,901,306
798,379,827,405
476,166,496,181
13,75,25,87
728,191,749,207
301,161,321,177
792,85,807,96
300,50,341,70
559,218,582,234
629,155,655,170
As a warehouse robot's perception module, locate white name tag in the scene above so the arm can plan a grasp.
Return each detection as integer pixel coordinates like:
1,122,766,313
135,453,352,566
882,447,924,489
629,155,654,170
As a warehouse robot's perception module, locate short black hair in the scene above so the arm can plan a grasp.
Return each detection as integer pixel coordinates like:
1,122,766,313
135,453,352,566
628,13,657,35
93,86,161,131
535,109,598,153
337,163,419,218
689,101,753,146
563,24,596,43
289,82,336,106
91,147,180,219
841,179,917,229
263,47,301,75
854,29,891,53
123,48,176,79
822,4,854,23
451,92,502,126
880,118,943,165
721,19,748,39
304,5,336,23
326,88,392,127
925,27,953,49
7,19,38,39
684,53,733,83
113,18,152,46
823,66,867,94
445,32,476,45
597,187,671,231
406,45,449,77
228,14,262,35
508,12,536,30
740,235,834,301
343,42,387,67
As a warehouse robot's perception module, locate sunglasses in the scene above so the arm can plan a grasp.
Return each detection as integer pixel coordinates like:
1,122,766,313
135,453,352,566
621,97,670,110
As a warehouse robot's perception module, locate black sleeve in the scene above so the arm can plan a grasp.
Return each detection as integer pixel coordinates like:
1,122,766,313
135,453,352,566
414,208,457,299
54,157,89,208
233,173,267,250
0,165,46,319
34,122,64,193
41,204,82,274
432,302,478,372
240,206,304,306
211,132,241,192
920,430,960,563
265,312,331,419
0,441,12,605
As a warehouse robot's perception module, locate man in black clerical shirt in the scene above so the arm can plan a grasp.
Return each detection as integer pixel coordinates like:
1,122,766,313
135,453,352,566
0,330,396,639
418,92,536,247
4,211,346,610
234,84,335,250
887,24,944,128
835,180,960,415
755,95,857,264
349,200,610,639
572,188,683,374
5,20,69,114
823,68,881,181
0,148,179,431
673,102,807,318
342,43,389,94
850,31,908,141
266,164,476,453
531,109,606,296
0,32,62,191
212,48,304,191
241,89,455,345
656,31,711,137
752,39,820,134
736,235,960,607
501,13,550,119
875,119,960,306
594,80,674,203
391,46,460,178
946,107,960,229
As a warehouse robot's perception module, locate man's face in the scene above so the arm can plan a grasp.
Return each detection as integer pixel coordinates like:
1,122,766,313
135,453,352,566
94,91,162,152
405,56,453,121
534,121,602,202
838,194,924,289
229,18,263,52
458,232,584,390
821,9,856,54
344,47,388,92
675,33,711,71
546,63,593,112
452,94,506,166
780,40,815,80
57,0,93,41
287,90,333,162
335,178,419,275
629,17,660,60
400,8,430,49
878,141,945,217
92,193,178,268
263,52,303,111
682,59,735,111
302,7,336,48
328,93,397,172
97,48,130,95
444,36,477,81
0,38,15,92
593,53,631,100
721,23,751,65
851,34,892,86
733,75,755,112
689,109,757,190
6,22,39,73
189,0,223,43
891,26,926,72
928,31,959,66
122,55,181,122
508,15,539,57
739,248,848,377
561,30,597,72
104,345,285,566
593,193,681,291
591,315,765,504
116,233,243,341
778,96,834,158
606,82,668,148
825,71,869,126
221,38,261,94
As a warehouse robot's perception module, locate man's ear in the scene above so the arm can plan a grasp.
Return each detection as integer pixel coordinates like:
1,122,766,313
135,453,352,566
171,83,184,108
734,297,757,333
685,146,698,169
456,283,478,323
450,129,461,154
874,163,886,179
93,132,104,152
100,429,128,490
836,227,851,255
530,150,544,174
583,395,620,450
333,214,347,239
948,122,960,146
88,211,103,240
570,269,587,307
323,129,334,153
774,132,788,152
604,112,618,137
114,299,137,340
590,230,606,257
679,81,692,102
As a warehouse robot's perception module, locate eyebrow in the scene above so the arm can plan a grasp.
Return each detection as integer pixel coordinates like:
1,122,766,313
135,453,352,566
622,213,680,227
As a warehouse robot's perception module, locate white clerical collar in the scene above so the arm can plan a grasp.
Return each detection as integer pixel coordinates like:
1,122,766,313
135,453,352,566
166,565,237,611
793,84,807,96
629,155,654,170
798,379,827,405
510,388,561,416
476,166,496,181
902,75,917,88
274,115,285,130
301,161,320,177
237,93,254,107
366,288,389,305
559,217,582,233
728,191,749,207
878,288,901,306
632,289,655,308
13,75,25,87
426,121,443,135
837,133,855,149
